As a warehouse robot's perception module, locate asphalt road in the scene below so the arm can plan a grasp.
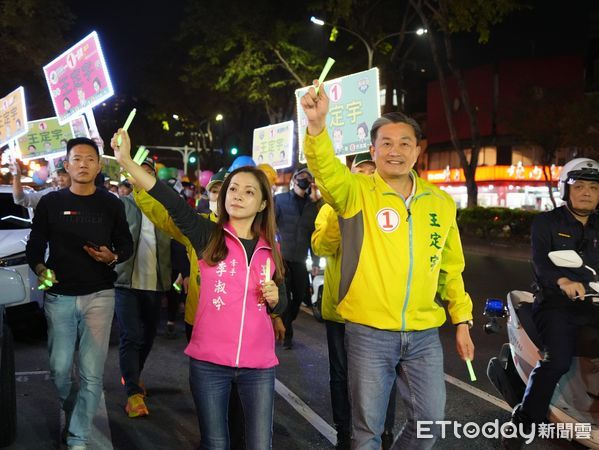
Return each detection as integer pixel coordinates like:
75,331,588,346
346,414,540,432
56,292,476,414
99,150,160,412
3,251,589,450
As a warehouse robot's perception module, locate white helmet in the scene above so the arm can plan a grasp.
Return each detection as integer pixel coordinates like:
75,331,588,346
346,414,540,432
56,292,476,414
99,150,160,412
559,158,599,200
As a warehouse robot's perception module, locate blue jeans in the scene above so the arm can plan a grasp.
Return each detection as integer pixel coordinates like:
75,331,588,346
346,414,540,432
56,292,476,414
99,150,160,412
325,320,397,440
189,359,275,450
345,323,445,450
115,288,162,396
44,289,115,448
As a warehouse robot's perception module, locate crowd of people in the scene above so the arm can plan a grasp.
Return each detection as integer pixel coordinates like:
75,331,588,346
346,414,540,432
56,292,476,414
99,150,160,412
9,80,599,450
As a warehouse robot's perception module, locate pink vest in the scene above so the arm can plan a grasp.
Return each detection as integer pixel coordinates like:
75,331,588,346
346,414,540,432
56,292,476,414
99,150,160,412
184,223,278,368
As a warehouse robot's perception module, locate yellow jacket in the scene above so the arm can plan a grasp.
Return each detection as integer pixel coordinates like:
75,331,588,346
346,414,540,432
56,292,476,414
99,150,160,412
311,203,343,323
133,189,217,325
305,130,472,331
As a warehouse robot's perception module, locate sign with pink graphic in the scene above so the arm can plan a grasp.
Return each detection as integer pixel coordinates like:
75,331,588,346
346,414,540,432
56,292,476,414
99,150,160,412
43,31,114,125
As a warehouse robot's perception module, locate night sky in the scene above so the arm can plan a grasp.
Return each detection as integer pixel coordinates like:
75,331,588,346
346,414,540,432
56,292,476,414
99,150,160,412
59,0,595,102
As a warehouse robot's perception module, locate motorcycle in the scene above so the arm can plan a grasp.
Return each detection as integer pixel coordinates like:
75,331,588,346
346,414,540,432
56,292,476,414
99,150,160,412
485,250,599,449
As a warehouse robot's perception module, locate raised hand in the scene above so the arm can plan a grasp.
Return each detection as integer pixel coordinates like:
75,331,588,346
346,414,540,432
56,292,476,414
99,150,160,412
300,80,330,136
110,129,132,164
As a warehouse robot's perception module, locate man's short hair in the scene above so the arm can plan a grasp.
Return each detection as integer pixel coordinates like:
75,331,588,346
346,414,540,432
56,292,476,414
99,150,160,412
370,112,422,144
66,137,100,158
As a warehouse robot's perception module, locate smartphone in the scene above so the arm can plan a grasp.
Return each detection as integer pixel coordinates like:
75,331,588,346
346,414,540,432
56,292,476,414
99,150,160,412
85,241,102,251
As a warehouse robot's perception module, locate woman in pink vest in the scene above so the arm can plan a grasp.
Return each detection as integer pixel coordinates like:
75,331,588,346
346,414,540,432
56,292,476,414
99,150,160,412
112,130,286,449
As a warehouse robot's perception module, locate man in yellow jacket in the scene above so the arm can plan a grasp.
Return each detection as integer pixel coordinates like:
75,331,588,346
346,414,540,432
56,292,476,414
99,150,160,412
301,83,474,450
312,153,397,450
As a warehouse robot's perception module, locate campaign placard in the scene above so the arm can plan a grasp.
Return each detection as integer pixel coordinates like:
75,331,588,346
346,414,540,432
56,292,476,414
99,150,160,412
0,86,28,148
252,121,294,169
295,68,380,163
18,117,74,161
43,31,114,125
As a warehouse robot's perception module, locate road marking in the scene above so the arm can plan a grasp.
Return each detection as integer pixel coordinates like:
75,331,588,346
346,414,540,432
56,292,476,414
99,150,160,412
444,374,511,412
275,379,337,445
15,370,50,376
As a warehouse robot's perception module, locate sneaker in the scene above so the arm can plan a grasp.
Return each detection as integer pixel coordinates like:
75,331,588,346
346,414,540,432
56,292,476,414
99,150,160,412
283,338,293,350
125,393,149,418
121,376,147,396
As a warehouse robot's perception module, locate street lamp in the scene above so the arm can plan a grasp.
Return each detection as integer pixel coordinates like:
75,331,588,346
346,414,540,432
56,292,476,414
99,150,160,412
215,113,224,122
310,16,427,69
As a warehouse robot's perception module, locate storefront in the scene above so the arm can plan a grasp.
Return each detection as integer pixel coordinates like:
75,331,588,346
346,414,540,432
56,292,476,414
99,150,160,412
421,164,563,210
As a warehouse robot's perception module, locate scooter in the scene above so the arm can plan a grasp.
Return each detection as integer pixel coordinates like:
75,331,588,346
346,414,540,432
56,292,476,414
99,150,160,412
485,250,599,449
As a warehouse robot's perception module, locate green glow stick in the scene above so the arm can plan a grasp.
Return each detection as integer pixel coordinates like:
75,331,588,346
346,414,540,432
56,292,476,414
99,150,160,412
133,146,147,164
466,359,476,382
37,270,54,290
116,108,137,146
172,282,182,293
315,57,335,95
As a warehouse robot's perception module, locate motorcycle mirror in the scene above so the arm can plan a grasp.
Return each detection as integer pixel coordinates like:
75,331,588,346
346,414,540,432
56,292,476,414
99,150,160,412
548,250,583,268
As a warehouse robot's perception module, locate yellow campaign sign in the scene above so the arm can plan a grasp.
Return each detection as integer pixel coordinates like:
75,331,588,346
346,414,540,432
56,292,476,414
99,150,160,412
0,86,28,148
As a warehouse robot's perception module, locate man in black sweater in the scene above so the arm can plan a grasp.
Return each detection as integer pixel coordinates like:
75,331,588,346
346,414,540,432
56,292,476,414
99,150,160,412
26,137,133,450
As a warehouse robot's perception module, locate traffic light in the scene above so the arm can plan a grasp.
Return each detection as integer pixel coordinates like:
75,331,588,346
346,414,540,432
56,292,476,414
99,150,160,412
230,147,238,156
189,155,197,164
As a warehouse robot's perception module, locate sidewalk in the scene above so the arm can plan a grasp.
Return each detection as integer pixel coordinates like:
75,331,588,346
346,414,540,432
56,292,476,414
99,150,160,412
461,236,530,262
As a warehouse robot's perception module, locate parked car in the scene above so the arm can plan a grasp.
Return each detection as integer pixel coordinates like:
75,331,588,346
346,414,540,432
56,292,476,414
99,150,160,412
0,185,41,309
0,267,26,447
307,256,326,323
0,184,44,447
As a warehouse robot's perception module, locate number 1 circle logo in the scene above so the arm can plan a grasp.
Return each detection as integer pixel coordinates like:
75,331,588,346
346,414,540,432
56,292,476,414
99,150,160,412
377,208,400,232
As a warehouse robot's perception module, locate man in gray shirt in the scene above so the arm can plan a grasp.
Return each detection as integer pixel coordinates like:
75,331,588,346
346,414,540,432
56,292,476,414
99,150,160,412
12,159,71,209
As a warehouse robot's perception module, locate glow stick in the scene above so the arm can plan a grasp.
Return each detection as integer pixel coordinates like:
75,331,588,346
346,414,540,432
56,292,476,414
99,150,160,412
116,108,137,146
172,282,182,293
465,359,476,382
133,146,147,164
315,57,335,95
37,269,54,290
265,258,271,282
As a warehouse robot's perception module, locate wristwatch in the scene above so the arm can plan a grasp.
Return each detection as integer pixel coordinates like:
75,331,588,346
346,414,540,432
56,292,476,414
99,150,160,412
455,320,473,329
107,255,119,267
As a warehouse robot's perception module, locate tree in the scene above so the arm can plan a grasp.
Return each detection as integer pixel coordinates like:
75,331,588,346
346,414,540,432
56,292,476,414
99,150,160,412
318,0,425,113
178,0,320,125
0,0,73,118
410,0,520,207
504,88,599,208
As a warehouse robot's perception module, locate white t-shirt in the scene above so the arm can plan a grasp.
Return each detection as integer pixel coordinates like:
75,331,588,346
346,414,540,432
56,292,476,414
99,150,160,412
131,213,158,291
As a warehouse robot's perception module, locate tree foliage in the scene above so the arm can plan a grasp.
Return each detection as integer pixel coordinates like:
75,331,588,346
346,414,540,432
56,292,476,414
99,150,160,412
178,0,320,124
0,0,73,115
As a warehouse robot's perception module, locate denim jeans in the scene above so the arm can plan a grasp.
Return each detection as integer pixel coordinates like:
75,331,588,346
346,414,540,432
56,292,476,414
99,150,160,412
189,359,275,450
44,289,115,448
115,288,162,396
345,322,445,450
325,321,397,440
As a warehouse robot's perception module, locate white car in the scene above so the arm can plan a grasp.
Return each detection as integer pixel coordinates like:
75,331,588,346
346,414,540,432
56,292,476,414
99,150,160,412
0,185,42,310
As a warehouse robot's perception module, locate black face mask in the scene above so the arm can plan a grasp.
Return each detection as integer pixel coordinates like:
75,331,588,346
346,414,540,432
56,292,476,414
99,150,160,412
295,178,310,190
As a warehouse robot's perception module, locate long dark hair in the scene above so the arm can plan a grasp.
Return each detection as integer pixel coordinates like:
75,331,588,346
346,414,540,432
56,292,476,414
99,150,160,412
202,166,284,285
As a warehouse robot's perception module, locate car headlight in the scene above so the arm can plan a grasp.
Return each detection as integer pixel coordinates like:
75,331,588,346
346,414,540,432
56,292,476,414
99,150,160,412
0,251,28,267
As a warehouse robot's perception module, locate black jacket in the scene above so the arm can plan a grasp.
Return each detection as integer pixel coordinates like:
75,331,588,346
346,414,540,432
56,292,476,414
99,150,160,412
532,206,599,304
274,190,319,264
